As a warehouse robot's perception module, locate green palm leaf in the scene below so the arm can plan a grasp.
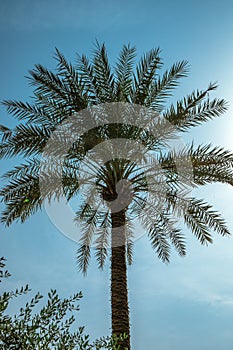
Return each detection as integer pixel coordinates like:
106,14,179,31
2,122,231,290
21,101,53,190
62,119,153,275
114,44,136,101
92,41,115,102
132,47,161,104
145,60,189,111
163,83,228,130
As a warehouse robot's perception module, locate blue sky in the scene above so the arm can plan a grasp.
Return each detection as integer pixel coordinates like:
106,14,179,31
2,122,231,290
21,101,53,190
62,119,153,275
1,1,233,349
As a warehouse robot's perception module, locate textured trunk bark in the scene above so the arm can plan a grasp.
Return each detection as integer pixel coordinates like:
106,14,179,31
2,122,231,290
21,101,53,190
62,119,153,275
111,209,130,350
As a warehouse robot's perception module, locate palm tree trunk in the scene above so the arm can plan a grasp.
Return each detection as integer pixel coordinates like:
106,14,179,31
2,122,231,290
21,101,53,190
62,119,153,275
111,209,130,350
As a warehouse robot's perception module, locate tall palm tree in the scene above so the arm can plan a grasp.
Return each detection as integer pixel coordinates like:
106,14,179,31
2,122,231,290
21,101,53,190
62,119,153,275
1,42,233,350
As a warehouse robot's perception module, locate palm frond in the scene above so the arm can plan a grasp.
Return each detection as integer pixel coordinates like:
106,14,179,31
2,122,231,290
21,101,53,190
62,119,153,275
147,205,185,261
2,158,40,180
94,212,110,269
159,144,233,187
0,173,39,202
1,100,49,124
167,192,231,242
190,144,233,167
133,196,172,262
62,169,80,201
0,160,76,207
76,206,99,274
0,125,12,142
92,41,115,101
0,172,41,226
54,48,87,111
76,243,91,276
146,60,189,111
114,44,136,101
1,198,42,227
163,83,228,130
27,64,70,105
0,124,51,158
168,228,186,257
148,224,171,263
132,47,161,104
76,54,101,103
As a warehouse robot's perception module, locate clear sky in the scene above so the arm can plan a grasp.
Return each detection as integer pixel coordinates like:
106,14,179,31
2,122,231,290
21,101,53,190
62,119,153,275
1,1,233,349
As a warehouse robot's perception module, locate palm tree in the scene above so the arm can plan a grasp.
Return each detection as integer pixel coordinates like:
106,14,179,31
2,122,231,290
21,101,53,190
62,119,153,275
1,42,233,350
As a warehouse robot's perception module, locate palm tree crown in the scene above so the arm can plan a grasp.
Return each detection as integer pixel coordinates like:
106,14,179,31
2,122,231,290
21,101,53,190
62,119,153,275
1,42,233,349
